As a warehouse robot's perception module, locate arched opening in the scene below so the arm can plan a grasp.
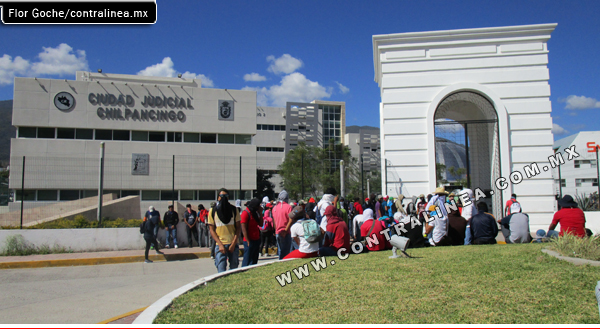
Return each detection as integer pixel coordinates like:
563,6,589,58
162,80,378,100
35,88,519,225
434,91,502,218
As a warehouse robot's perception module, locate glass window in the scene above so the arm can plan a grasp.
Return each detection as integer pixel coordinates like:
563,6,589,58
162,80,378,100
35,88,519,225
274,125,280,131
594,179,599,187
113,130,130,141
82,190,98,198
335,113,341,121
57,128,75,139
198,190,216,201
37,127,55,139
218,134,235,144
268,125,274,131
59,190,80,201
76,129,94,140
574,161,581,168
257,124,262,130
161,190,177,201
149,132,165,142
18,127,37,138
141,190,160,201
132,131,148,141
201,133,217,143
121,190,140,197
175,132,182,142
166,132,175,142
184,133,200,143
235,134,251,144
281,125,286,131
180,190,195,200
37,190,58,201
95,129,112,140
266,147,272,152
15,190,35,201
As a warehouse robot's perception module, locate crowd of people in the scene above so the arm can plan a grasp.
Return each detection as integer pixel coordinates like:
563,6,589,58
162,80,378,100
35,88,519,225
140,186,590,272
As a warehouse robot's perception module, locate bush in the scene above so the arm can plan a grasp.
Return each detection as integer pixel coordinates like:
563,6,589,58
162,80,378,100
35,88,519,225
1,234,73,256
0,215,143,229
549,233,600,261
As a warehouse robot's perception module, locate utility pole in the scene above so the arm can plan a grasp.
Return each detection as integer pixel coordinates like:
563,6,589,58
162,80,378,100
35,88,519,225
367,178,370,197
301,151,304,200
97,142,105,224
361,156,364,202
20,156,25,229
340,160,345,198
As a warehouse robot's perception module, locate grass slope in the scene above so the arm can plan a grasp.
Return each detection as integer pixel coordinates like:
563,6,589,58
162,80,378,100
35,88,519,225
155,243,600,324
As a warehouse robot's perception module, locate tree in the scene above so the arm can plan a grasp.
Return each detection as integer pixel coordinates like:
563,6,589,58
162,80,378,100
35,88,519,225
278,142,322,200
255,170,275,201
436,163,447,186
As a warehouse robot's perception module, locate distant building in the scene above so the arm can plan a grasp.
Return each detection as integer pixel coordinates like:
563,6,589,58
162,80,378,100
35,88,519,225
255,106,287,193
345,126,380,173
553,131,600,198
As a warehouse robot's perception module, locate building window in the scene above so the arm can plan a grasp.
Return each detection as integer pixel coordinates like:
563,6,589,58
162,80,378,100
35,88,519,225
141,190,159,201
149,132,165,142
201,133,217,143
59,190,80,201
121,190,140,197
57,128,75,139
166,132,182,142
235,134,251,144
37,127,55,139
95,129,112,140
18,127,37,138
257,124,262,130
132,131,148,141
113,130,130,141
198,190,216,201
15,190,35,201
82,190,98,198
218,134,235,144
179,190,195,200
184,133,200,143
160,190,177,201
76,129,94,140
37,190,58,201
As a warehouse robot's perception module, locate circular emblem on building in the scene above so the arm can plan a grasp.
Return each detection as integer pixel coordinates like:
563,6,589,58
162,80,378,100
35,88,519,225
219,101,231,118
54,92,75,112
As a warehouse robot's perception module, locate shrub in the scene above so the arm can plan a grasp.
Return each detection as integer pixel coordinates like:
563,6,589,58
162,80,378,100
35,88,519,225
549,233,600,261
0,216,144,229
0,234,73,256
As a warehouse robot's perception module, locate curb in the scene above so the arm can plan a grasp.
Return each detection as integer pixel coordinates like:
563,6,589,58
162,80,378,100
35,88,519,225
541,248,600,266
0,251,213,270
133,258,295,324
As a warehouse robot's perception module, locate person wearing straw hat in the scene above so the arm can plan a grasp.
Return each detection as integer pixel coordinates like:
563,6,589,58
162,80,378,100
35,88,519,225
425,186,451,246
548,195,586,238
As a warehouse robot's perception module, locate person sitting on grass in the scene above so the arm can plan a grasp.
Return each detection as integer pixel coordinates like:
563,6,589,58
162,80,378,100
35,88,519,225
360,208,391,251
284,205,319,259
547,195,586,238
498,202,531,243
468,202,498,245
319,205,350,257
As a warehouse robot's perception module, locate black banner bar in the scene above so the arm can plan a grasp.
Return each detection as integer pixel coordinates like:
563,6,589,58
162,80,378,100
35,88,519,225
0,1,156,24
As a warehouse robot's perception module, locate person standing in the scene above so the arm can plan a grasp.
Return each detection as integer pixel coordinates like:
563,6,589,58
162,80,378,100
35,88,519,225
259,203,274,256
504,194,519,218
208,188,242,273
197,204,209,247
163,205,179,249
241,198,263,267
183,204,198,248
143,206,162,263
208,202,217,258
425,187,451,246
273,190,293,259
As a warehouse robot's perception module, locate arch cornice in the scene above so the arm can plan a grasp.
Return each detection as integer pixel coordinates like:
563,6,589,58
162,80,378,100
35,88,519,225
426,82,512,200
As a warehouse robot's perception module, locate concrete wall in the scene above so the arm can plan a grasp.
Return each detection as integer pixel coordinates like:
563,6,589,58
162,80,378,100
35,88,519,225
373,24,558,226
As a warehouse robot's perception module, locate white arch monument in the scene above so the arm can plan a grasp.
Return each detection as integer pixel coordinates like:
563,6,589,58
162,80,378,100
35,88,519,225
373,23,557,228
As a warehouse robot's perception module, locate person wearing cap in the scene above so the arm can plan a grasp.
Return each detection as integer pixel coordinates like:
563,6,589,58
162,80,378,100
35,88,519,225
241,198,263,267
163,204,180,249
425,187,451,246
142,206,162,263
183,204,198,248
284,205,319,259
273,190,293,259
498,202,531,243
547,195,586,238
208,188,242,272
259,202,275,256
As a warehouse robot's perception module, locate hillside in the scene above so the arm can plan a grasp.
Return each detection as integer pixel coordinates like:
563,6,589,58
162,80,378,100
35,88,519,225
0,100,14,165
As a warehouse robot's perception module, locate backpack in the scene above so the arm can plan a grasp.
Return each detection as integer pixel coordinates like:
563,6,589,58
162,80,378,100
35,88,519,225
261,210,274,231
315,206,324,226
302,219,321,243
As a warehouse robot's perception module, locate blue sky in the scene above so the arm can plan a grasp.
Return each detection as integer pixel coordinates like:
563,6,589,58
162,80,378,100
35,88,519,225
0,0,599,140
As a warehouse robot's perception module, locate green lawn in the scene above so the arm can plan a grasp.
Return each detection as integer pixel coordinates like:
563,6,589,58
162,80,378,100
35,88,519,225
155,243,600,324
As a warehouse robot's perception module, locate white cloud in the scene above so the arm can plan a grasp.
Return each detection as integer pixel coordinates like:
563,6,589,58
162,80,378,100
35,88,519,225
0,55,30,85
30,43,88,76
568,111,578,117
564,95,600,110
266,54,303,75
244,72,331,107
243,73,267,82
0,43,88,85
138,57,214,87
552,123,569,135
335,81,349,94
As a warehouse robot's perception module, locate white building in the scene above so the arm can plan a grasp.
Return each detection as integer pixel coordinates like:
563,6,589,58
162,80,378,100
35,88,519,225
553,131,600,198
10,71,257,214
373,23,557,228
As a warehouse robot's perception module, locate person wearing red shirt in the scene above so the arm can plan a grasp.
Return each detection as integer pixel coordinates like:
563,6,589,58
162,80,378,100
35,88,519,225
319,205,350,256
360,208,391,251
241,198,263,267
548,195,586,238
353,197,363,215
